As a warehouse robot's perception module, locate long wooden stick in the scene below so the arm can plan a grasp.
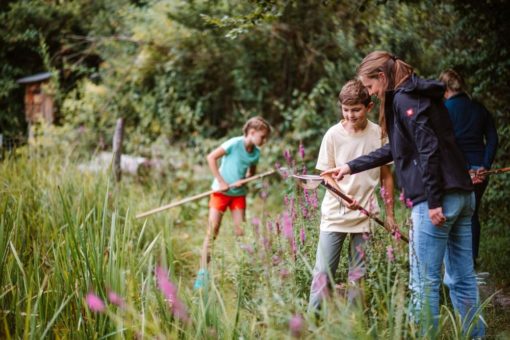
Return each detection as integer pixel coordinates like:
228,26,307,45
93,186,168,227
135,169,276,219
479,166,510,176
321,181,409,243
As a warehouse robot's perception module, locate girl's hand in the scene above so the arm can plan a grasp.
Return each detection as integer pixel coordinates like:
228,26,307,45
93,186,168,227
321,164,351,181
231,180,243,188
429,207,446,226
218,180,230,192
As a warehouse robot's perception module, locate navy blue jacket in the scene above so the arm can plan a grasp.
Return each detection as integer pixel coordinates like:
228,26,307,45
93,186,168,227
444,92,498,169
347,74,473,209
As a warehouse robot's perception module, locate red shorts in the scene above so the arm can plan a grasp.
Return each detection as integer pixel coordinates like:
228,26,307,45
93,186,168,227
209,192,246,212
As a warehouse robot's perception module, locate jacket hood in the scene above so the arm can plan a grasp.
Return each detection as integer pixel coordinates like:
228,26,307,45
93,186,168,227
398,74,446,100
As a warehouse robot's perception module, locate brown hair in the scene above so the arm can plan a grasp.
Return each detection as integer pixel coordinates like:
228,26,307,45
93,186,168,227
356,51,413,135
338,79,371,107
439,69,465,93
243,116,271,136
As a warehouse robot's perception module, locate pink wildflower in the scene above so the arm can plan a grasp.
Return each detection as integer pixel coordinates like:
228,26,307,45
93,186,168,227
301,164,307,175
251,217,260,226
355,244,365,260
399,192,405,202
380,186,393,205
260,190,269,200
283,149,292,165
86,292,105,313
300,228,306,245
298,142,305,159
155,266,189,322
289,314,304,337
386,245,395,262
240,243,255,255
107,290,125,308
282,212,294,240
301,204,308,219
312,272,329,298
348,267,364,282
280,268,290,279
405,198,413,209
362,232,371,241
393,229,402,241
272,255,282,266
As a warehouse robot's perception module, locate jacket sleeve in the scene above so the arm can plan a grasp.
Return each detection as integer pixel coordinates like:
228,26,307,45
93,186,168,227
347,143,393,174
396,96,443,209
483,108,499,169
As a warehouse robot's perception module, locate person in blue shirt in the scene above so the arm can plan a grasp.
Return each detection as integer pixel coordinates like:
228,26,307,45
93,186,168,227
440,69,499,267
194,116,271,289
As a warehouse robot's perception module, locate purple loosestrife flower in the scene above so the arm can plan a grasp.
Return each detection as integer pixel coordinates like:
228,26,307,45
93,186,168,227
393,229,402,241
380,186,393,205
298,142,305,160
362,232,371,241
348,267,364,282
300,228,306,245
280,268,290,279
283,149,292,165
281,212,294,240
266,221,274,234
312,272,329,298
107,290,125,308
386,245,395,262
272,255,282,266
289,314,304,337
251,217,260,236
301,204,308,219
309,191,319,209
355,245,365,260
399,192,405,202
405,198,413,209
301,165,307,175
284,195,289,207
86,292,105,313
240,243,255,255
155,266,189,323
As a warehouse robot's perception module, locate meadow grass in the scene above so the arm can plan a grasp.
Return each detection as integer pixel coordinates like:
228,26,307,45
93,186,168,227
0,143,497,339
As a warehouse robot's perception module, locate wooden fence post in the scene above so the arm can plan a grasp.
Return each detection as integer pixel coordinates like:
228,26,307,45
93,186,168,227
112,118,125,182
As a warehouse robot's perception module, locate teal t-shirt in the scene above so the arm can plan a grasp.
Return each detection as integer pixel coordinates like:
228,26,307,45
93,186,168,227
211,136,260,196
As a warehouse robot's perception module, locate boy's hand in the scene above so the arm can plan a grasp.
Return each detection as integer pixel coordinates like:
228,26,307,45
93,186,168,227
321,164,351,181
345,197,360,210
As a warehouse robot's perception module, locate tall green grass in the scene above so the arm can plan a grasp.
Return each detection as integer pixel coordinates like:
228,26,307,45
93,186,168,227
0,144,493,338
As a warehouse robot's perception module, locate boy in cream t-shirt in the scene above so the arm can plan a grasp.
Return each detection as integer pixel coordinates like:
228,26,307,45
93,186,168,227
308,80,396,311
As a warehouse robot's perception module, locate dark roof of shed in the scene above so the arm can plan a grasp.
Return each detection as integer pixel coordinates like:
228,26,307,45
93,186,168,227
17,72,52,84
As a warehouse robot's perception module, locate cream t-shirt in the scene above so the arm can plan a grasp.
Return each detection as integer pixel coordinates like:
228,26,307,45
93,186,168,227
316,120,386,233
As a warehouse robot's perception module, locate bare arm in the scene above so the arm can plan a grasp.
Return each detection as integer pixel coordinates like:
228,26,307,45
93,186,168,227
207,147,229,191
246,165,257,178
380,165,396,229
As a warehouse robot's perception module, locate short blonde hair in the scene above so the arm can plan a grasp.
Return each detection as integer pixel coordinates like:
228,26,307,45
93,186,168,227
242,116,271,136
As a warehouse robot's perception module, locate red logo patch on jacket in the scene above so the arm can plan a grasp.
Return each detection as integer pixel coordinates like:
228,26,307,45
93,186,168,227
406,108,414,117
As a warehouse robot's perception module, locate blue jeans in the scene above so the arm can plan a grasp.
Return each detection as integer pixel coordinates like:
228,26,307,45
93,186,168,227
409,191,484,337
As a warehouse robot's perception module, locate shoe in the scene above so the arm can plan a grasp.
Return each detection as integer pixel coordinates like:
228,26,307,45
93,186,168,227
193,268,209,290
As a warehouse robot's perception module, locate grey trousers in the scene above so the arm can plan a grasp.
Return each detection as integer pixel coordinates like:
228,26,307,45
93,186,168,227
308,231,367,312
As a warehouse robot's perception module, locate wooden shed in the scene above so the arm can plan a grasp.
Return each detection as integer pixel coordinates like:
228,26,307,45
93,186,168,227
17,72,55,124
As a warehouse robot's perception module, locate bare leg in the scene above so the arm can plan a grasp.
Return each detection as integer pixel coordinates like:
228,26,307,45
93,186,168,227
200,208,223,268
231,209,245,237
